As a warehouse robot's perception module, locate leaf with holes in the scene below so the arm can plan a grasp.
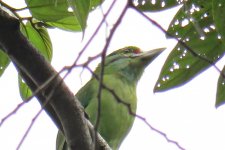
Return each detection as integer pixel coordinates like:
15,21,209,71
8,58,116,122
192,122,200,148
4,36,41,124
212,0,225,46
0,50,10,77
90,0,103,10
216,65,225,107
136,0,181,12
213,0,225,107
154,0,225,92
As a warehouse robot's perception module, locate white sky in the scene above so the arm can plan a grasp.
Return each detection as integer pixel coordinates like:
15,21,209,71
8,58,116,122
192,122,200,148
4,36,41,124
1,0,225,150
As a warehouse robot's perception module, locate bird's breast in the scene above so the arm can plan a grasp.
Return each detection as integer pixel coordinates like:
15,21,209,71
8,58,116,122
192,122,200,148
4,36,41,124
85,75,137,149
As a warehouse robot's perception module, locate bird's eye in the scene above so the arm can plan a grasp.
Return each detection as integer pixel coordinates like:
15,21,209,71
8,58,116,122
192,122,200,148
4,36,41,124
124,50,130,53
123,48,141,55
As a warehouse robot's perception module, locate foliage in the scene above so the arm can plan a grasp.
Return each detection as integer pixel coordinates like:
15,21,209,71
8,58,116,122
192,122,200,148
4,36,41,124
154,1,225,94
19,22,53,99
137,0,225,107
0,0,102,100
1,0,225,143
0,50,10,77
2,0,225,149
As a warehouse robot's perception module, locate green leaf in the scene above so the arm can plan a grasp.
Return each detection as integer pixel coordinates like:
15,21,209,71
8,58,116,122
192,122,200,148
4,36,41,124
21,22,53,61
0,50,10,77
213,0,225,107
90,0,103,10
26,0,72,21
216,66,225,107
67,0,90,31
25,0,82,31
46,16,81,31
154,0,225,92
212,0,225,46
25,0,103,31
19,22,53,100
136,0,181,12
18,76,32,101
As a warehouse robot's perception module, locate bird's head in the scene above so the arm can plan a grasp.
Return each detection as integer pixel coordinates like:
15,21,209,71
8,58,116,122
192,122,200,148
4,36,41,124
95,46,164,84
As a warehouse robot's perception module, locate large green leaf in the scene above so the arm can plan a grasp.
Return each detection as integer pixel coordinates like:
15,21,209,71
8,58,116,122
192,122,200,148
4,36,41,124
154,0,225,92
67,0,90,31
136,0,181,11
0,50,10,77
213,0,225,47
18,76,32,101
25,0,82,31
46,17,81,31
213,0,225,107
25,0,103,31
19,22,52,100
26,0,73,21
90,0,103,10
21,22,52,61
216,65,225,107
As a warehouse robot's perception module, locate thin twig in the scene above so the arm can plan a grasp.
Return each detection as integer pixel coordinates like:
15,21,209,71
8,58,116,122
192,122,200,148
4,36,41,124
95,0,129,143
16,73,67,149
69,0,118,70
0,101,26,127
0,72,60,127
1,1,190,149
16,107,43,150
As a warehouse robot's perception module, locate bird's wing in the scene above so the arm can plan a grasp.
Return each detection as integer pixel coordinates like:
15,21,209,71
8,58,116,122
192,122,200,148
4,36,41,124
75,78,97,108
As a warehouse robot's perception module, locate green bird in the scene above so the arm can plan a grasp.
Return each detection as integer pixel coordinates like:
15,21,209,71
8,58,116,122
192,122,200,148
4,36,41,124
56,46,164,150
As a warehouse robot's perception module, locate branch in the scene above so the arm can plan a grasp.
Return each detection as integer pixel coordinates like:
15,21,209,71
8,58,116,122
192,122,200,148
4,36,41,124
0,8,110,150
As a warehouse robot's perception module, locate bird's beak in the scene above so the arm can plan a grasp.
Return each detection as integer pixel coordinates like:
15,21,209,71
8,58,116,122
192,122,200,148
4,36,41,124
134,48,165,66
140,48,165,58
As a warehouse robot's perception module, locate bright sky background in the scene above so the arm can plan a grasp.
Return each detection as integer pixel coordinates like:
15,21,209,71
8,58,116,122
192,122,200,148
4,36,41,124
1,0,225,150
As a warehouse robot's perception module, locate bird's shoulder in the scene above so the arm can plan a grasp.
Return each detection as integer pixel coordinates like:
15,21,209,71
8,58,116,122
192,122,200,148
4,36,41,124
76,74,136,107
75,78,98,108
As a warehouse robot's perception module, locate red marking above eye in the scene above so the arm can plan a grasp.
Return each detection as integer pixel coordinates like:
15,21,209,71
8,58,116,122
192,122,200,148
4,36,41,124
134,48,141,54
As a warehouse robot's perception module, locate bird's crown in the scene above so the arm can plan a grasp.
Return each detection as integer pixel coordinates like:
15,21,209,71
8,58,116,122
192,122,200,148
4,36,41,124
107,46,142,58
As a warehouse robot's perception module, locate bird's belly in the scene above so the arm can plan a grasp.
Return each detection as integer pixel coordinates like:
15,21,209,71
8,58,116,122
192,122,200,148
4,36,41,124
85,84,136,149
